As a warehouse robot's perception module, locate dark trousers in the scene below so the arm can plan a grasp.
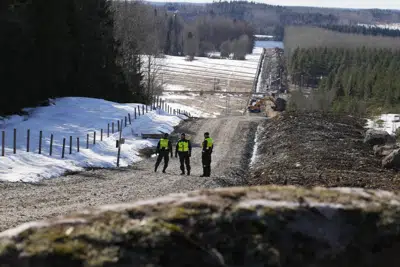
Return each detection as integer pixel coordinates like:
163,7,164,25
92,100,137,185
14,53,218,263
178,152,191,174
202,152,212,177
155,151,170,172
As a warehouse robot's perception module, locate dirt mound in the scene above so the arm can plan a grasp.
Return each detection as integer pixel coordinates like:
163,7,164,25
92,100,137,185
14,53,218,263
1,185,400,267
250,112,400,190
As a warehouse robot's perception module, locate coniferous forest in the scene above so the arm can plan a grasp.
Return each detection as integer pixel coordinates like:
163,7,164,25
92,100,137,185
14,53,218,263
0,0,257,116
0,0,145,116
288,46,400,113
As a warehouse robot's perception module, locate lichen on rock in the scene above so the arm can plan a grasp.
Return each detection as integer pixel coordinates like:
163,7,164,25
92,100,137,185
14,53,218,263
1,185,400,267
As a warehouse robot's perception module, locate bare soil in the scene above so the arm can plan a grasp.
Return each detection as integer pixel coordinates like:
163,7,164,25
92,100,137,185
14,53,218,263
250,111,400,190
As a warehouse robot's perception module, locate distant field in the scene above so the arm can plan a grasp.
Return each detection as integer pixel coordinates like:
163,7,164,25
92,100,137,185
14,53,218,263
157,47,263,92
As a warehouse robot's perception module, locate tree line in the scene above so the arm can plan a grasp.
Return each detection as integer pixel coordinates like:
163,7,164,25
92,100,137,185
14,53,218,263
113,1,256,60
284,26,400,59
159,1,400,41
0,0,144,116
288,47,400,113
320,24,400,37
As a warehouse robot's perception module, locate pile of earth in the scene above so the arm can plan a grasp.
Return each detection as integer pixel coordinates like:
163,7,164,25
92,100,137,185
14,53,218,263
249,111,400,190
1,185,400,267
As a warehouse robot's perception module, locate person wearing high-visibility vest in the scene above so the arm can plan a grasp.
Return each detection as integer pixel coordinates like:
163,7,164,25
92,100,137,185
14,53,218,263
155,133,173,173
175,133,192,175
201,132,213,177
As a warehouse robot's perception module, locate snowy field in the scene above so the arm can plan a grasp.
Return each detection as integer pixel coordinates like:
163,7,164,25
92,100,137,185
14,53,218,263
155,42,284,118
0,97,184,182
157,47,263,92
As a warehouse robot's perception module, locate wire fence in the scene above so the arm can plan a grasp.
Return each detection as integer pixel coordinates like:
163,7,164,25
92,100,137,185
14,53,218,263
0,96,192,167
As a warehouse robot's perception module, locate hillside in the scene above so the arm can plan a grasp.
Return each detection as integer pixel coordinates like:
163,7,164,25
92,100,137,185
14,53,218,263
153,1,400,39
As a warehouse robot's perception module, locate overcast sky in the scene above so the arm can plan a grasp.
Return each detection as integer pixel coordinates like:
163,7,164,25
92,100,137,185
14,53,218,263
151,0,400,10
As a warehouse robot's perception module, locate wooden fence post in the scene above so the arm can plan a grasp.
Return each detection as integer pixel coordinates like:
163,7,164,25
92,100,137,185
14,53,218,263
121,119,123,129
39,131,42,154
112,122,114,134
107,123,110,137
93,131,96,144
86,134,89,149
146,105,148,113
27,129,30,152
142,105,144,114
49,134,53,156
62,138,66,158
77,137,80,152
13,128,16,154
101,129,103,141
128,113,131,124
116,128,123,167
135,108,137,119
69,136,72,154
1,131,4,156
117,120,120,132
125,116,127,127
138,107,141,116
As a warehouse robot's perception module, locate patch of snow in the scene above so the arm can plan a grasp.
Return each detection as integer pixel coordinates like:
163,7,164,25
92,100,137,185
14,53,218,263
250,124,262,167
365,113,400,135
0,97,184,182
254,34,274,38
163,84,188,91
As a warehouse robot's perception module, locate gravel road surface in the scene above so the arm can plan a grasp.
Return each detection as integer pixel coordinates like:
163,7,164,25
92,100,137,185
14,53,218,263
0,115,264,231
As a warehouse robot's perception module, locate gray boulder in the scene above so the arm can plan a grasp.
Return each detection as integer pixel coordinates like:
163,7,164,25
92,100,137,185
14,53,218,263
382,148,400,169
1,185,400,267
364,129,396,146
373,144,399,157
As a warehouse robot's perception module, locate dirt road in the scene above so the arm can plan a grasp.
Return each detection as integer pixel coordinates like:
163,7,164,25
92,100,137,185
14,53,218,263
0,115,264,231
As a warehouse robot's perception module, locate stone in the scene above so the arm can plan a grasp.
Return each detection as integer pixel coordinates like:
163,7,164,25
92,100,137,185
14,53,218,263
1,185,400,267
382,149,400,169
373,144,399,157
364,129,396,146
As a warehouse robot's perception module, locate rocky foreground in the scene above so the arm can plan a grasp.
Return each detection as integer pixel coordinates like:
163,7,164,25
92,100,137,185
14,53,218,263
1,185,400,266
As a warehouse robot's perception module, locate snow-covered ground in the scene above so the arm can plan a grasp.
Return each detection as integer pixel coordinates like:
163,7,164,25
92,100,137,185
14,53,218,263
153,47,263,92
358,23,400,30
366,114,400,135
0,97,186,182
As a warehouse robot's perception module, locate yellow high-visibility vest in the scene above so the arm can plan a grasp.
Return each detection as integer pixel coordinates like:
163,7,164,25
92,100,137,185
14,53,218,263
160,138,169,149
178,141,189,152
202,137,213,149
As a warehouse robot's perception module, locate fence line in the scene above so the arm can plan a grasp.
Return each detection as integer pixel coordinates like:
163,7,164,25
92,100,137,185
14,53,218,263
0,98,192,164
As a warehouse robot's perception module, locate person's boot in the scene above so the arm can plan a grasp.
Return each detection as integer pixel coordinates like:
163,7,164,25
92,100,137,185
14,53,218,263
154,166,158,172
181,172,185,175
162,169,166,173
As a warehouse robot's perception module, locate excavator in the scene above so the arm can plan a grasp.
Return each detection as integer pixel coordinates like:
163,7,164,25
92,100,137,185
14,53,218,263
247,94,286,114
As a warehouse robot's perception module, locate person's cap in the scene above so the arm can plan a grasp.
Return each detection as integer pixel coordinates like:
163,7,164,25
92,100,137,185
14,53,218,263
204,132,209,135
181,133,186,136
164,133,169,137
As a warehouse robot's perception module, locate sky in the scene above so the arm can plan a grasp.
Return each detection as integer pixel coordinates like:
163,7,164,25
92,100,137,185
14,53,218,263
150,0,400,10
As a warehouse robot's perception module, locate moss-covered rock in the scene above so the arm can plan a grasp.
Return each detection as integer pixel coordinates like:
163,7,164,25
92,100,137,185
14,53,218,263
1,185,400,266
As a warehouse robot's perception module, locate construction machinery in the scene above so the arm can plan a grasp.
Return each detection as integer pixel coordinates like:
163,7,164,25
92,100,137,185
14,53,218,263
248,98,263,113
247,93,287,114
